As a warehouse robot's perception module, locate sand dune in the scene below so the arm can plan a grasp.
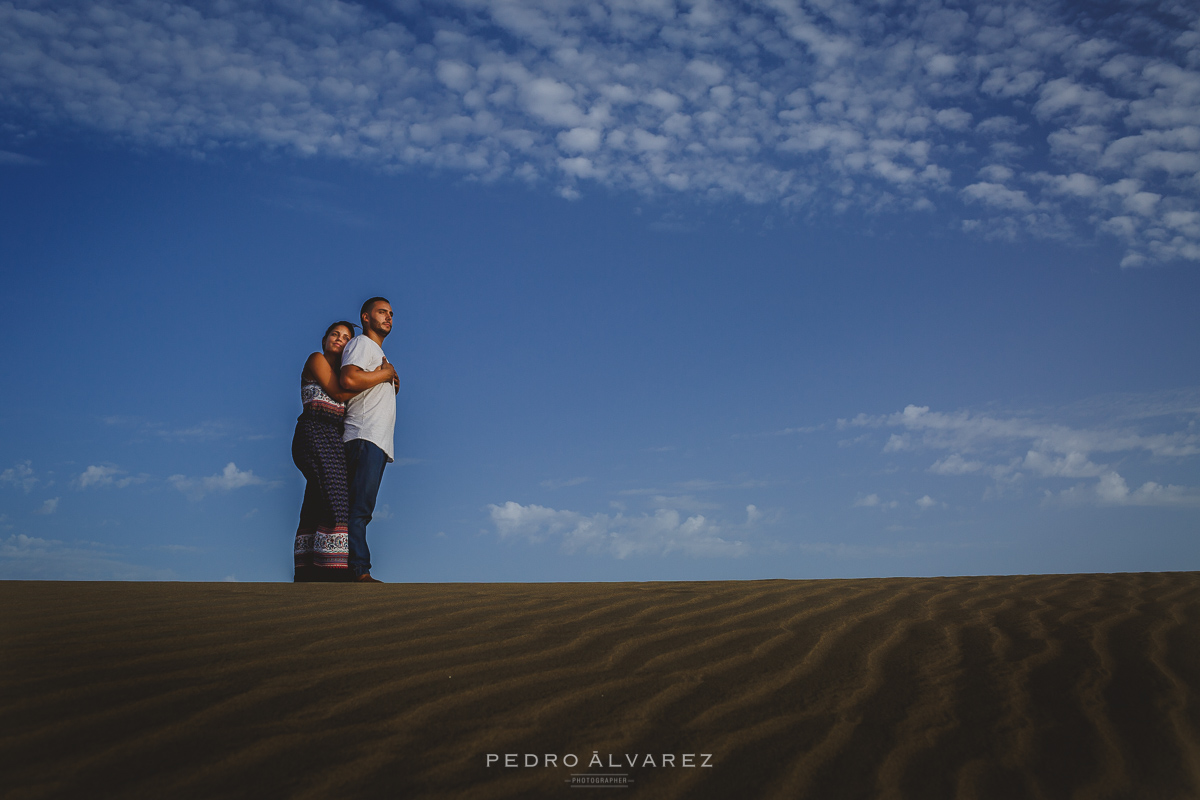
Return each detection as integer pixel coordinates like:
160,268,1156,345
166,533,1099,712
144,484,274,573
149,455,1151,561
3,573,1200,799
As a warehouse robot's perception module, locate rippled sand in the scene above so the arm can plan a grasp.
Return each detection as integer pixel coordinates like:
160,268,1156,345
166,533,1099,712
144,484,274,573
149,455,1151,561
4,574,1200,798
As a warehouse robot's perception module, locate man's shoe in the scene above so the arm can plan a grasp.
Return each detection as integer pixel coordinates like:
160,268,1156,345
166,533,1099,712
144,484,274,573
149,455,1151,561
356,573,383,583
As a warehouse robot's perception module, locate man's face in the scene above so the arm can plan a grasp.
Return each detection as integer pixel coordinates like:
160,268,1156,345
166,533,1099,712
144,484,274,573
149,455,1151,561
364,301,393,337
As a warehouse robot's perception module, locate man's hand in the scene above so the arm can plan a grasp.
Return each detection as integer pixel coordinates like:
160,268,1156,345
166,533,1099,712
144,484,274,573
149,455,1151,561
341,360,397,392
382,358,399,393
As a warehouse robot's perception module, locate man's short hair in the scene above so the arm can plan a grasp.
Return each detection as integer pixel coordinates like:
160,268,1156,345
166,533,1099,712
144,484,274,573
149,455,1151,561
360,296,390,321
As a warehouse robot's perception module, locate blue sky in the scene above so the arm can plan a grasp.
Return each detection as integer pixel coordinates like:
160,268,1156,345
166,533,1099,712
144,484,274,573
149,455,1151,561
1,0,1198,582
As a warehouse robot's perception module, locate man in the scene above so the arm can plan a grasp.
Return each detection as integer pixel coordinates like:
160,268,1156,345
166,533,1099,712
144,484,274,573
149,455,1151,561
339,296,399,583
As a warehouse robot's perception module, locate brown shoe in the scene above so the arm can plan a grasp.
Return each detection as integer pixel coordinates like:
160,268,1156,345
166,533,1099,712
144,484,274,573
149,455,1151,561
356,573,383,583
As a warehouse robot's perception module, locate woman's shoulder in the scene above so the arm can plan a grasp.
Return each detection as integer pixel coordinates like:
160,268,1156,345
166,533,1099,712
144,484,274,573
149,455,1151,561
301,352,326,379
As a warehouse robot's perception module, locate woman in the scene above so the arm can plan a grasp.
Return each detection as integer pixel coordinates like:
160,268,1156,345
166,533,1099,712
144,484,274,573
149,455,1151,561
291,321,361,582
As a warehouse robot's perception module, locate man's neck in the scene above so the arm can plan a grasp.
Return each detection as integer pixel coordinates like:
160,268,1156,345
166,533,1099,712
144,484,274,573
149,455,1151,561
365,329,387,347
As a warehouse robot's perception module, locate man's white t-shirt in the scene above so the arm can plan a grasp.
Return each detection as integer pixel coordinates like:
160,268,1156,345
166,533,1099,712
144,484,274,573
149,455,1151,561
341,335,396,462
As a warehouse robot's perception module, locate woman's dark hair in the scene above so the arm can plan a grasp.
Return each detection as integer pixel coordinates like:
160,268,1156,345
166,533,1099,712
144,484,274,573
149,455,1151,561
324,321,358,341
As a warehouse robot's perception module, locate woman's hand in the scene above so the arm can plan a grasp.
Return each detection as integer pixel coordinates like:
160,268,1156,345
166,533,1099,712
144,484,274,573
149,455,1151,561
341,359,396,393
380,358,399,393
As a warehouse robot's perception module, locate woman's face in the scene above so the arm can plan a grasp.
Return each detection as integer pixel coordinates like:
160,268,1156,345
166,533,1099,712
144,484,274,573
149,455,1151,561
323,326,353,355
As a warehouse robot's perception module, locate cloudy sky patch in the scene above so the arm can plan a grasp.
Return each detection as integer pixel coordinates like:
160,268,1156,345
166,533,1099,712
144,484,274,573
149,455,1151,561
2,0,1198,265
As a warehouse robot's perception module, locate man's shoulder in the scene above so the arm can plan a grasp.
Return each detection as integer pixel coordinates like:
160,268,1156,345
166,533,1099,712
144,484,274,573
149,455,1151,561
352,334,382,348
343,335,380,358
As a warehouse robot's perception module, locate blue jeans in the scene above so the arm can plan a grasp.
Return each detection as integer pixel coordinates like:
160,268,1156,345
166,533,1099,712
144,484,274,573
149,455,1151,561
344,438,388,578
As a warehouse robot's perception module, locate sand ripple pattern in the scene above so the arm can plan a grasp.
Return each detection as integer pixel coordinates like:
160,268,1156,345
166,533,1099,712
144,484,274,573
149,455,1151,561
3,574,1200,799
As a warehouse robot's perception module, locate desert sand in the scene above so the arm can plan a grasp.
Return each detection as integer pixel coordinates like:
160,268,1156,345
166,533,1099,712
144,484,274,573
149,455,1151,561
3,573,1200,799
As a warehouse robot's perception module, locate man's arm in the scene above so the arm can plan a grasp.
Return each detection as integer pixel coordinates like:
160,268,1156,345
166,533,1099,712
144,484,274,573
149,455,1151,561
340,361,396,392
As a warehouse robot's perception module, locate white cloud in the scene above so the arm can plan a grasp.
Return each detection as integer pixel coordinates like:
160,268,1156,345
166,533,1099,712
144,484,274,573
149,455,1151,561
915,495,937,509
1036,172,1101,198
853,392,1200,508
929,453,986,475
961,182,1034,211
1054,470,1200,508
767,424,823,436
557,127,602,153
521,77,585,128
1034,78,1124,122
854,494,898,509
103,416,243,442
34,497,58,515
851,403,1200,459
436,60,475,92
0,460,37,492
0,534,174,580
981,67,1045,98
976,116,1026,137
168,462,273,500
979,164,1015,183
152,544,202,553
1021,450,1106,478
1,0,1197,264
77,464,147,489
0,149,40,165
488,500,752,557
391,457,423,467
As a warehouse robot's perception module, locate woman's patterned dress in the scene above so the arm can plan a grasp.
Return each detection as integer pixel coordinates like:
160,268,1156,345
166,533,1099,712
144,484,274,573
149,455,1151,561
291,378,350,580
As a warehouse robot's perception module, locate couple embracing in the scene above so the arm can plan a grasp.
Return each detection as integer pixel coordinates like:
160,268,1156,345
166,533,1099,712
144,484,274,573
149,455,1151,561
291,297,397,583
